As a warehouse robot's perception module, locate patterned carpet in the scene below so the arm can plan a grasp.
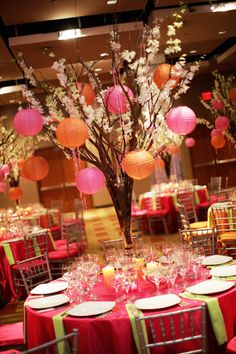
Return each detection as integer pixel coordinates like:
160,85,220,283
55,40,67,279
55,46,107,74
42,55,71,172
0,206,179,324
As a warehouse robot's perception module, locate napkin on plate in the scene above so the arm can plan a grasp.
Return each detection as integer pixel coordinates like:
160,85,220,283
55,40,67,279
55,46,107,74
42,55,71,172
2,243,15,265
126,303,150,354
180,292,227,345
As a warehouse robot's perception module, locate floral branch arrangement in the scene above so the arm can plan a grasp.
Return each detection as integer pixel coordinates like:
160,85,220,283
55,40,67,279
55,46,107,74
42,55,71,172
15,4,200,247
200,70,236,149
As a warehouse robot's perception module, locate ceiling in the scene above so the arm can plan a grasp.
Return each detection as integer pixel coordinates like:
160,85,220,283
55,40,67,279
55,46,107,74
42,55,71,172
0,0,236,106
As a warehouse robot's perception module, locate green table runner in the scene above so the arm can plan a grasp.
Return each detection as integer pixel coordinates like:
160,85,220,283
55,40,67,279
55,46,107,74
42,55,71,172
2,243,15,265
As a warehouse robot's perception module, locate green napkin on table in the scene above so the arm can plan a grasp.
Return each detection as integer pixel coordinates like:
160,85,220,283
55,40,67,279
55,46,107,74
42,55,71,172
180,292,227,345
2,243,15,265
126,304,150,354
52,309,69,354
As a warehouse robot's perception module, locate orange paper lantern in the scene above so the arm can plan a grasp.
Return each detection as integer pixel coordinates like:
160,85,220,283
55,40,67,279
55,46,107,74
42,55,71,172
153,63,180,89
169,145,180,155
8,187,23,201
122,150,155,180
17,159,25,170
22,156,49,181
56,117,88,149
229,87,236,102
77,82,95,105
211,135,225,149
155,158,165,169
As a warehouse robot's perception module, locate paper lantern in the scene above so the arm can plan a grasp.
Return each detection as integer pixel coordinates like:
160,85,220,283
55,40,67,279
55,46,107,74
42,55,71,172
1,164,10,176
215,116,230,131
8,187,23,201
13,108,44,137
122,150,155,180
155,158,165,169
77,82,95,105
0,182,7,192
211,135,225,149
185,137,195,148
22,156,49,181
211,129,222,138
166,106,196,135
212,99,224,111
201,92,212,101
0,169,5,182
56,117,88,148
153,63,180,89
17,159,25,170
104,85,134,114
169,145,180,154
229,88,236,102
75,167,105,194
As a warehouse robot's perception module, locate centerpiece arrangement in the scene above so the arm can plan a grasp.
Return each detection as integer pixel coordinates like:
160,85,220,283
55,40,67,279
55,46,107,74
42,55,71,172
14,5,200,248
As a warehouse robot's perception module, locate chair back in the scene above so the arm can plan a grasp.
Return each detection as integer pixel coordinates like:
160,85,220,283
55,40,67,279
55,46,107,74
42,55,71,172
24,229,49,259
21,328,78,354
135,304,207,354
177,189,198,222
179,228,215,255
142,194,163,211
17,253,52,295
177,202,191,230
62,220,85,254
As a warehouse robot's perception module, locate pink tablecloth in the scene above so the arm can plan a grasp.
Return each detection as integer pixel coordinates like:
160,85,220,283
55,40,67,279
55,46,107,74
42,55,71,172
25,272,236,354
0,245,17,304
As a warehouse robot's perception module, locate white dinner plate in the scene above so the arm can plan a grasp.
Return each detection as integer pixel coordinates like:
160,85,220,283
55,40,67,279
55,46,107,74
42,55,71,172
134,294,181,310
202,255,233,266
210,265,236,277
186,280,234,295
30,281,68,295
27,294,70,309
67,301,116,317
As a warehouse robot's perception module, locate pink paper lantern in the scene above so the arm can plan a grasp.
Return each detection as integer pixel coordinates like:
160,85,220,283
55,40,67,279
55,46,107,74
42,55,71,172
75,167,105,194
1,164,10,176
212,99,224,111
13,108,44,136
211,129,222,138
215,116,230,131
185,137,195,147
0,169,5,182
166,106,196,135
0,182,7,192
104,85,134,114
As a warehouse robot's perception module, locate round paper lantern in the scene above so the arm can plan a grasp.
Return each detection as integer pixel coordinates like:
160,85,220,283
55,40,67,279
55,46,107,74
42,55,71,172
77,83,95,105
122,150,155,180
56,118,88,149
75,167,105,194
153,63,180,89
212,99,224,111
211,135,225,149
155,158,165,169
166,106,196,135
8,187,23,201
22,156,49,181
13,108,44,137
104,85,134,114
185,137,195,148
0,169,5,182
215,116,230,131
1,164,10,176
229,88,236,102
17,159,25,170
211,129,222,138
0,182,7,192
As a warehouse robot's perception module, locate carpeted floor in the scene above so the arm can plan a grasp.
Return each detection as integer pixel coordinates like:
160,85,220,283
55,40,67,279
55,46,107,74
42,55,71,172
0,206,179,324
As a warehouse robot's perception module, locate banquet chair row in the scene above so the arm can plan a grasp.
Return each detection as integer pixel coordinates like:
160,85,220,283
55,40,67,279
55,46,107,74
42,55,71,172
141,194,169,234
134,304,207,354
179,228,216,256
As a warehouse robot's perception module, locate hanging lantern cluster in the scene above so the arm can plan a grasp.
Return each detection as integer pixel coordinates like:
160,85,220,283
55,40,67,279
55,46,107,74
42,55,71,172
13,108,44,137
153,63,180,89
166,106,197,135
76,167,105,194
104,85,134,115
22,156,49,181
56,117,88,149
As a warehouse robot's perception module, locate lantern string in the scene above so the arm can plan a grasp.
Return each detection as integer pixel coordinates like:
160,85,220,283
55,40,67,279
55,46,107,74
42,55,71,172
72,148,87,211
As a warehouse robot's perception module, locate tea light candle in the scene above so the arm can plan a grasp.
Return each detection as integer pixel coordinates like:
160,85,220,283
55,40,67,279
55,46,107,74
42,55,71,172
102,265,115,286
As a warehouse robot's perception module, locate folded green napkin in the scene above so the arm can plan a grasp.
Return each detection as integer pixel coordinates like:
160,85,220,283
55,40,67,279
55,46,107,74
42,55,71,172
180,292,227,345
2,243,15,265
52,309,69,354
126,303,150,354
212,276,236,281
32,238,41,256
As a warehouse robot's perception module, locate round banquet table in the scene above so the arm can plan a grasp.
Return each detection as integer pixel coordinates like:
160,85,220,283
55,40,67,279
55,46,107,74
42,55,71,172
24,270,236,354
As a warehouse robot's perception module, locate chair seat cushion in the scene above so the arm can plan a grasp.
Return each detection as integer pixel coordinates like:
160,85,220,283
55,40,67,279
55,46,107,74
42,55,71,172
0,322,24,346
196,202,210,209
219,231,236,240
48,249,77,260
147,209,169,216
190,221,208,229
55,240,67,247
226,336,236,353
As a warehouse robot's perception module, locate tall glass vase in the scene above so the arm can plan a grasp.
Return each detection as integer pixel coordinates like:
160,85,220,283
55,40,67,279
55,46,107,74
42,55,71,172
106,175,134,250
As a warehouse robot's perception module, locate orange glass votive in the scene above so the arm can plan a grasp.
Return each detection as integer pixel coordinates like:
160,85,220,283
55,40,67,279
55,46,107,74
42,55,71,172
102,265,115,286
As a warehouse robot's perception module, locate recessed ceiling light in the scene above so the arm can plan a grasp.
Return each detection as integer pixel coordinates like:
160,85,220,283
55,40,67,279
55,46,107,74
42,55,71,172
107,0,117,5
218,31,227,35
9,99,16,103
211,2,236,12
95,68,102,72
58,29,85,40
100,52,108,57
190,50,197,54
